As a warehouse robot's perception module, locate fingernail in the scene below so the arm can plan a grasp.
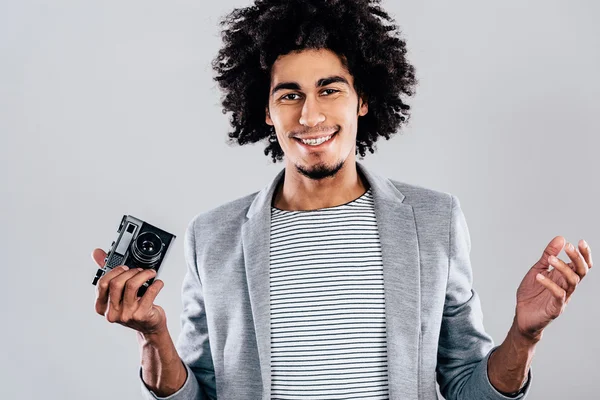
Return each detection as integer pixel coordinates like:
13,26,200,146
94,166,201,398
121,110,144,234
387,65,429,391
582,240,588,248
121,266,129,271
566,243,573,251
549,255,556,263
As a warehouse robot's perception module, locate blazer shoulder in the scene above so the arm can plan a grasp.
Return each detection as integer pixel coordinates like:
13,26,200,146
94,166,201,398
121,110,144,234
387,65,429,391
188,191,259,232
388,178,455,211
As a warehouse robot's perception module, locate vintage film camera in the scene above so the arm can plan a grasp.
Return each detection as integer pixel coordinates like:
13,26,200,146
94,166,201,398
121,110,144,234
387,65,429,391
92,215,176,297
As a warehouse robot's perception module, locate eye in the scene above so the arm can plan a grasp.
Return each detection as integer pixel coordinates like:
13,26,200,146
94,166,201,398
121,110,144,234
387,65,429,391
281,93,301,101
322,88,339,95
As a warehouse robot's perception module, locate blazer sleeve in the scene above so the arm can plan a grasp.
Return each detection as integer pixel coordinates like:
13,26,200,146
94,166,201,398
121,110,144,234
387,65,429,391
436,195,532,400
140,217,218,400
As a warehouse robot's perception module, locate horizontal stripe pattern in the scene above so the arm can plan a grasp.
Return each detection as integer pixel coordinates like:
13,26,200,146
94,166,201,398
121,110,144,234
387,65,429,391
270,188,390,399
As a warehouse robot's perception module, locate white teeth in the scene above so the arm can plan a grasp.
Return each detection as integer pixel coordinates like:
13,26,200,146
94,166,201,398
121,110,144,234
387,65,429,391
300,134,333,146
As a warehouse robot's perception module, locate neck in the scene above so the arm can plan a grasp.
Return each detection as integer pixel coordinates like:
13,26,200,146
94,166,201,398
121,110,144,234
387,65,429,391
272,159,369,211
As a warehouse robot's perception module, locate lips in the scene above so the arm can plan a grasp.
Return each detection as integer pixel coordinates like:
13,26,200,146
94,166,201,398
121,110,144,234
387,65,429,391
294,131,337,141
294,131,338,149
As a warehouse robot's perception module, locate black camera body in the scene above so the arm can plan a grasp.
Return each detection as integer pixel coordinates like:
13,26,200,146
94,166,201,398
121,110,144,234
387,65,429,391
92,215,176,297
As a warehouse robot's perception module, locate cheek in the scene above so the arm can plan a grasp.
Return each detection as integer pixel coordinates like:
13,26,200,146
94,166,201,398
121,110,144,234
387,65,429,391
340,106,359,130
270,108,297,129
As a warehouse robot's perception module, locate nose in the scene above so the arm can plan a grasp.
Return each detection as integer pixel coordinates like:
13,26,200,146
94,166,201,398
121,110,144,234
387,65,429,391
299,96,326,127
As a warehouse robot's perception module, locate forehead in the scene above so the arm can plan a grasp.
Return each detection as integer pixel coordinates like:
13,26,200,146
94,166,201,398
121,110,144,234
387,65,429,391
270,48,353,87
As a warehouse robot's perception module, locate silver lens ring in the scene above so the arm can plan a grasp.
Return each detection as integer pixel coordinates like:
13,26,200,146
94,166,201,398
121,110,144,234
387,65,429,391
131,232,163,266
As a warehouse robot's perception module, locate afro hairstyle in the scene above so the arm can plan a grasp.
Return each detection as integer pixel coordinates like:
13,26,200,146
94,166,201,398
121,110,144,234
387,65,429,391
211,0,417,162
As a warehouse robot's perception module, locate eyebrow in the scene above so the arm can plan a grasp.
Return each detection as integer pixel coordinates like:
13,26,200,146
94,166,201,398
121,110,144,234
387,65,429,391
270,75,349,96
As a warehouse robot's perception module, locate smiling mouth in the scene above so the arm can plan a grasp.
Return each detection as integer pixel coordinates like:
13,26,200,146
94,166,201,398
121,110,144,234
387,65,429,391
294,130,339,146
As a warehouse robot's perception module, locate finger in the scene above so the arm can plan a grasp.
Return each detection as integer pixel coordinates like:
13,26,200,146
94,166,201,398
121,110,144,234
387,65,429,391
579,240,593,269
106,268,146,316
538,235,566,270
564,241,589,278
91,248,108,268
138,279,165,311
95,265,129,315
536,273,566,302
549,255,580,297
122,268,157,309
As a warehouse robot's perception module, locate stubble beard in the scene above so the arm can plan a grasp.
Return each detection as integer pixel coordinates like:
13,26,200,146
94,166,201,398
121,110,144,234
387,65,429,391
295,158,346,181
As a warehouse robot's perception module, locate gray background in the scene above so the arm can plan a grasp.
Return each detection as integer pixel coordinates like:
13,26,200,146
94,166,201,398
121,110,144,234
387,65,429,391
1,0,598,399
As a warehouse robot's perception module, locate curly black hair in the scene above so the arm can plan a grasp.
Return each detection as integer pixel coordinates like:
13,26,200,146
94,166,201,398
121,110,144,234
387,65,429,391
211,0,417,163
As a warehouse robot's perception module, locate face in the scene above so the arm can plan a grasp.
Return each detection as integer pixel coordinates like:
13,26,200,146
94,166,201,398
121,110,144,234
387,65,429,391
265,48,368,180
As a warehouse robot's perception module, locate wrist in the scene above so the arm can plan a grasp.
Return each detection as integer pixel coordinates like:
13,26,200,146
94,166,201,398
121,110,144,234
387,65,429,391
511,317,542,346
137,325,170,346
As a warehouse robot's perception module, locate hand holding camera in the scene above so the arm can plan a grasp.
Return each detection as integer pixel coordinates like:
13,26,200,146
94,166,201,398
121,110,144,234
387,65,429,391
91,248,167,335
91,215,176,335
90,216,187,396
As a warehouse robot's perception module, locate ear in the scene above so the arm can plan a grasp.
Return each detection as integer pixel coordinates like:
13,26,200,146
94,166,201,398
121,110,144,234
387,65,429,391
265,107,273,126
358,97,368,117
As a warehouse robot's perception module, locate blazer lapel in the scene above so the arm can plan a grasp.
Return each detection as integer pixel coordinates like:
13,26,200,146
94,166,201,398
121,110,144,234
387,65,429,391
241,162,421,399
358,162,421,399
241,168,284,399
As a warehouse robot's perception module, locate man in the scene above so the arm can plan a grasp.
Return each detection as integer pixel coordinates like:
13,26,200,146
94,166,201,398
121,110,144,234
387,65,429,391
91,1,593,399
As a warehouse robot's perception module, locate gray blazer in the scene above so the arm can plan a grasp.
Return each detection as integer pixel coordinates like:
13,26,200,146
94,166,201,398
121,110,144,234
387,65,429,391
140,161,532,400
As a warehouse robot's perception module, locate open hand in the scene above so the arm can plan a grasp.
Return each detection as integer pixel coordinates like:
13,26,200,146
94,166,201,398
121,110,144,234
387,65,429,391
515,236,592,341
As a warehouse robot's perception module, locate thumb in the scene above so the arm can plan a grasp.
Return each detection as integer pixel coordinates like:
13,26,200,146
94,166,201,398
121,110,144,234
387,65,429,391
91,248,107,268
535,235,566,271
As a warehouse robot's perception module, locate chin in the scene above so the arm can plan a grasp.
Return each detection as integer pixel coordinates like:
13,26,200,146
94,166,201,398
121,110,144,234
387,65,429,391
295,158,346,180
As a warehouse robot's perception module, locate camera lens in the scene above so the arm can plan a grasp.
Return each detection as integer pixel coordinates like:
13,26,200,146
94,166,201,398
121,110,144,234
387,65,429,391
131,231,163,267
141,240,155,252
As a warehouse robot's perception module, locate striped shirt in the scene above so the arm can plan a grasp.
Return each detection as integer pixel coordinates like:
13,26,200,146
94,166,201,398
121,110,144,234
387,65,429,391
270,187,390,399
